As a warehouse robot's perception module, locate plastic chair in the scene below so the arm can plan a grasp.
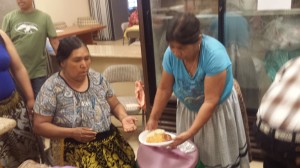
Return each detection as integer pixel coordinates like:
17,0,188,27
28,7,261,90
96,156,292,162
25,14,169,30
102,64,145,127
77,16,99,27
53,21,67,30
121,22,129,45
26,137,71,166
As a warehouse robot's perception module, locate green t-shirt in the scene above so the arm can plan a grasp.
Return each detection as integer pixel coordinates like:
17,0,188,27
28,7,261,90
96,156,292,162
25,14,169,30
2,9,57,79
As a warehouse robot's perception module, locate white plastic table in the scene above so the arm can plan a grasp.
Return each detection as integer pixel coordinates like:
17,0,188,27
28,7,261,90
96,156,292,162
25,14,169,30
0,117,16,135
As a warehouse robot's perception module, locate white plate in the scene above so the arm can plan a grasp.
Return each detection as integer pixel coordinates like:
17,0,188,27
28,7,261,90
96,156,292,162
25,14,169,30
138,130,176,147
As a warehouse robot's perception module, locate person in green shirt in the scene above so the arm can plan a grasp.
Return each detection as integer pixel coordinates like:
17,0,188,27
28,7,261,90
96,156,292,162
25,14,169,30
2,0,59,98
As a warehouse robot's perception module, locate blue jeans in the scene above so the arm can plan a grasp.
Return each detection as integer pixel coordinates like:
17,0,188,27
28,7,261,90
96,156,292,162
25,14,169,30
31,76,47,99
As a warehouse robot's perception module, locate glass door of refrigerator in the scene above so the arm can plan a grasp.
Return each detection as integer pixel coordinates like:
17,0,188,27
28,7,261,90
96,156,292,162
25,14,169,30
222,0,300,159
141,0,219,132
224,0,300,110
149,0,219,85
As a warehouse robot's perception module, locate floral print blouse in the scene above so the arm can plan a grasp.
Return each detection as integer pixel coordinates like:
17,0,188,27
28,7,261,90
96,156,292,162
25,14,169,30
34,70,114,133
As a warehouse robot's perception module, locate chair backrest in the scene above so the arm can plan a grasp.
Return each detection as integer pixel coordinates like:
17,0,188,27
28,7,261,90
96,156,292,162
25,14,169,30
77,16,99,27
121,22,129,32
54,21,67,29
102,64,142,83
103,64,145,124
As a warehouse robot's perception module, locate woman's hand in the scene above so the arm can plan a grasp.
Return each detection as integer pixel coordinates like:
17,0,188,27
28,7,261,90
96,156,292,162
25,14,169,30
72,127,97,143
169,131,193,148
145,117,158,131
26,98,35,115
122,116,138,132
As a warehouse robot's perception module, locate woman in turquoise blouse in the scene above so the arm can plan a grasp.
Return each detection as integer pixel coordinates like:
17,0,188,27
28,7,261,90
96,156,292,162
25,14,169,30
146,12,250,168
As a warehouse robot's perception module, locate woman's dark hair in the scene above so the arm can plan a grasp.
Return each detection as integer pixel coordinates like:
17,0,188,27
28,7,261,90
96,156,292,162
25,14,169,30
56,36,86,65
166,12,201,44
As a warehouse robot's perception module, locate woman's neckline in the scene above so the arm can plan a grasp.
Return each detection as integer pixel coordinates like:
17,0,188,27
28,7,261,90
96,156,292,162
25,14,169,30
58,71,90,93
185,43,201,77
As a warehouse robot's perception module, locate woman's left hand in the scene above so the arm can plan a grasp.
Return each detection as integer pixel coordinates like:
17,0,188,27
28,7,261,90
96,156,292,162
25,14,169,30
169,131,192,148
121,116,138,132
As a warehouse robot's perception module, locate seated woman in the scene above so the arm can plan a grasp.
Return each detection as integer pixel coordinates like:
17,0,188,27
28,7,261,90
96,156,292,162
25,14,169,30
33,36,137,167
128,8,139,27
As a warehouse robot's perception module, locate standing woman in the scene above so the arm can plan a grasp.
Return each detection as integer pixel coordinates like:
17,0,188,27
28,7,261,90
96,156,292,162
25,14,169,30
146,13,250,168
33,37,137,167
0,30,39,167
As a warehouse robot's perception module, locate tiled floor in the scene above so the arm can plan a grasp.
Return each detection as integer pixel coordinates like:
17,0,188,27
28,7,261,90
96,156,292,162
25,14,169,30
104,39,263,167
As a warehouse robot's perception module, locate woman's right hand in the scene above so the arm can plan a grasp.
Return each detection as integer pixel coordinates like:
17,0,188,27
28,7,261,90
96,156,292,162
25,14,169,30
26,98,35,115
145,117,158,131
72,127,97,143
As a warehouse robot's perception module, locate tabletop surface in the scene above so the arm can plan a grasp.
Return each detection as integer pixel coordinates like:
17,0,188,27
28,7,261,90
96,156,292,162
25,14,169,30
56,24,106,38
0,117,16,135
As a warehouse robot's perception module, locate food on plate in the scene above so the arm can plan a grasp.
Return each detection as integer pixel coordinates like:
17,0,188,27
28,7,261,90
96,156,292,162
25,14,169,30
146,129,172,143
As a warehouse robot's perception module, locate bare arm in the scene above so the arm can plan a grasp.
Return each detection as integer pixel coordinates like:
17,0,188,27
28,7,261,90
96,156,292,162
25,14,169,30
33,114,74,138
170,70,227,147
108,95,129,121
33,113,96,143
0,30,35,110
146,70,174,130
108,95,137,132
188,70,226,135
49,37,59,54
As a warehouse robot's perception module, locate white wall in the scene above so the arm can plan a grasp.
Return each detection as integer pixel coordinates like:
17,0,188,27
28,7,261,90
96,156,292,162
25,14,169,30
0,0,18,27
34,0,90,26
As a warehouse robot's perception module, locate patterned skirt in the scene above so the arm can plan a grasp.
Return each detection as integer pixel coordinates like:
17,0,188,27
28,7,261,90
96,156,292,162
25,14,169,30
0,91,40,168
176,88,250,168
64,125,136,168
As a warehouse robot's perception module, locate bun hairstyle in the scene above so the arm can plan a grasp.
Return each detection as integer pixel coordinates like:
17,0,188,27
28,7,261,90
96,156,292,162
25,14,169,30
56,36,87,65
166,12,201,45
